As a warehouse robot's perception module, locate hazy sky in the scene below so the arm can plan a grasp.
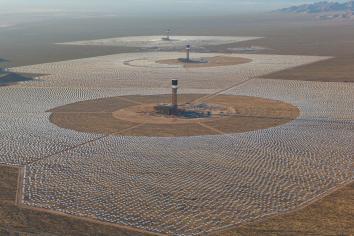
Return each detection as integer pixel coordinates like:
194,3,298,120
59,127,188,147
0,0,349,15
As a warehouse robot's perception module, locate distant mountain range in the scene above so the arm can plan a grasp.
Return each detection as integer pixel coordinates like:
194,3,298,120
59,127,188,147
277,1,353,13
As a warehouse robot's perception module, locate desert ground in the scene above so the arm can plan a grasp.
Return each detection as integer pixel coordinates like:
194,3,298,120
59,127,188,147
0,13,353,236
49,94,299,137
156,56,252,68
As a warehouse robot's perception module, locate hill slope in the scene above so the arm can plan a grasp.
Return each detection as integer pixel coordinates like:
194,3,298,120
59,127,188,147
277,1,353,13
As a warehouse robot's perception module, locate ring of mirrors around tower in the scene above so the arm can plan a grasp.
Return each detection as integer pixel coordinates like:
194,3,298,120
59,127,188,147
49,42,300,137
49,92,300,137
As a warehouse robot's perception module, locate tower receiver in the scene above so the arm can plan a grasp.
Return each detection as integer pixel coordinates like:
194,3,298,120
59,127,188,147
185,45,191,62
162,29,171,41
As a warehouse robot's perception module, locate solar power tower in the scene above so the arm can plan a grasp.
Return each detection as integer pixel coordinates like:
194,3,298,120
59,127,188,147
166,29,171,40
171,79,178,112
186,45,191,62
162,29,171,41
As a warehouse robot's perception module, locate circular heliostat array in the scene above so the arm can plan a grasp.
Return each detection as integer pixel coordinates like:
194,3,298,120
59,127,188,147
48,94,300,137
3,49,353,236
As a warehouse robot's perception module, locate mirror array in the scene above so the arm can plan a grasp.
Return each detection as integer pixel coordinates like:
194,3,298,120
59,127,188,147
1,51,352,235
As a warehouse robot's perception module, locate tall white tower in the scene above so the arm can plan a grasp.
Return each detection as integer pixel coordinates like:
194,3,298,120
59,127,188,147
162,29,171,41
166,29,171,40
186,45,191,62
172,79,178,111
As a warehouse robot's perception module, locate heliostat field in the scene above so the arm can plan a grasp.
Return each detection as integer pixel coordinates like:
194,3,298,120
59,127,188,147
1,50,353,235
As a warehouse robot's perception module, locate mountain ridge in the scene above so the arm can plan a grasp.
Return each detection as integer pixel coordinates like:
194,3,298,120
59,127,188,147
277,1,353,13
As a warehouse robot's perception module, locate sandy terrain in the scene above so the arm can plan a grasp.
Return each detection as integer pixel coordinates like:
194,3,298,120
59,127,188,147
49,94,299,137
211,23,354,83
264,55,354,83
2,12,354,72
156,56,252,68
